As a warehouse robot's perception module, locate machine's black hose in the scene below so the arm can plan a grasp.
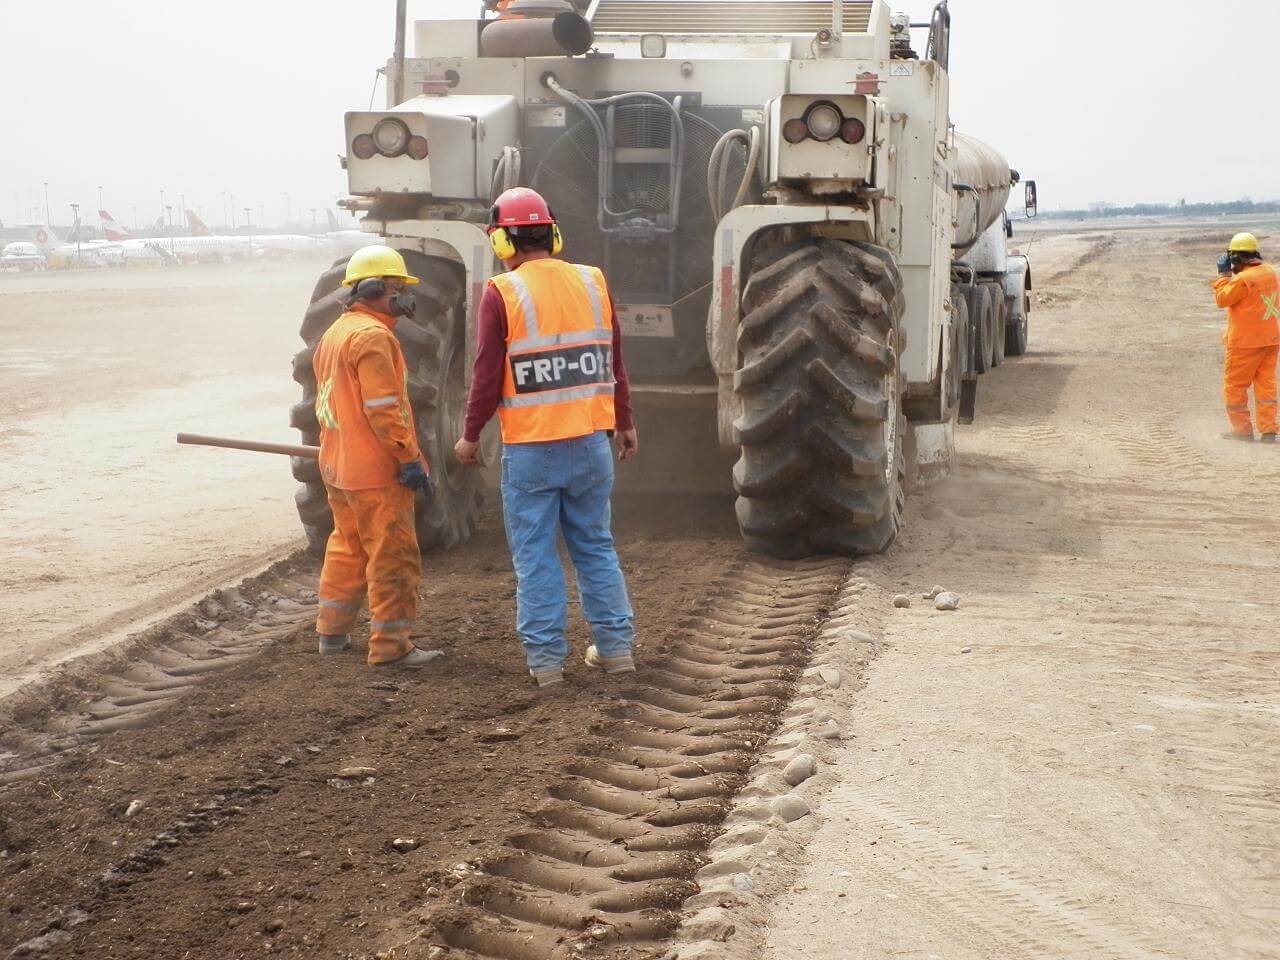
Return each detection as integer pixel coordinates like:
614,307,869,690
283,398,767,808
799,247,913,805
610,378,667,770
543,74,686,235
927,0,950,71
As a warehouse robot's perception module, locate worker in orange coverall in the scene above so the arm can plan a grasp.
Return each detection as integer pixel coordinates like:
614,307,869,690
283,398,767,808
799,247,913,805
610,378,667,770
312,245,441,667
1214,232,1280,442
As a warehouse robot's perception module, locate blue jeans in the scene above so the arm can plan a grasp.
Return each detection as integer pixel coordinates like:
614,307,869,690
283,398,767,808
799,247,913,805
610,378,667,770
500,431,634,673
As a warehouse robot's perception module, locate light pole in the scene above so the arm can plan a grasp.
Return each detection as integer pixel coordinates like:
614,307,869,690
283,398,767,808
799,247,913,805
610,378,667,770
284,192,291,228
180,193,186,230
132,205,138,231
43,182,50,227
166,206,175,254
244,207,251,234
311,208,317,232
230,194,236,229
97,185,103,212
159,190,166,233
69,202,81,262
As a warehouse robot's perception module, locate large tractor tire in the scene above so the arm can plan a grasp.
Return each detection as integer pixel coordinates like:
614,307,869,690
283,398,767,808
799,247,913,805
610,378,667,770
990,282,1007,367
733,238,907,559
289,250,483,556
1005,281,1030,357
967,284,991,375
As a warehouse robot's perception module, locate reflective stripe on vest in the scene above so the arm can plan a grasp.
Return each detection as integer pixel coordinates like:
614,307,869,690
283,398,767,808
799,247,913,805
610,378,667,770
492,260,617,443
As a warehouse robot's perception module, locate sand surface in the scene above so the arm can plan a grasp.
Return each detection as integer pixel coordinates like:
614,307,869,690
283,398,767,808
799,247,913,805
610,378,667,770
760,226,1280,958
0,262,320,696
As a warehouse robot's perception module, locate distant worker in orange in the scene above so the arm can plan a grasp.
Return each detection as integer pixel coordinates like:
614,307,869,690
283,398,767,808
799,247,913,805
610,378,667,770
312,246,440,667
1214,232,1280,442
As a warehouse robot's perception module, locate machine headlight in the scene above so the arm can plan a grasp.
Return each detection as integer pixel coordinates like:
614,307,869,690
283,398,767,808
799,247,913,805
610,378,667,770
805,102,842,142
371,117,411,157
782,119,809,144
839,118,866,144
406,135,430,160
351,134,377,159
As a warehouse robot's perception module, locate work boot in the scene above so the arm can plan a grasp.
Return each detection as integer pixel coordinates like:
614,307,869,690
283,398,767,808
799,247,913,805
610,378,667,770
530,668,565,688
376,647,444,669
318,634,350,655
584,644,636,675
1261,433,1277,443
1221,431,1254,441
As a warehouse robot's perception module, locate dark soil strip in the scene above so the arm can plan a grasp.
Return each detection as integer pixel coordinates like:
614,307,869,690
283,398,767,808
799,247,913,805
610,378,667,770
0,497,847,959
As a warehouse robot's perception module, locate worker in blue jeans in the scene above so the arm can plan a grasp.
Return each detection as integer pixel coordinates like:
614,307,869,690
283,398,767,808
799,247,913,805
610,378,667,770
454,188,638,687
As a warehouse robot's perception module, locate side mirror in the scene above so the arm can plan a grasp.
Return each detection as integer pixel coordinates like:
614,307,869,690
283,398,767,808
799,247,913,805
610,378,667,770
1005,216,1014,239
1025,180,1038,219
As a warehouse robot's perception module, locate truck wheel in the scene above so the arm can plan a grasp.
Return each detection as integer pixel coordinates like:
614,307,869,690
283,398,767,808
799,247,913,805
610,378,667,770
967,284,991,375
290,251,483,556
990,284,1007,367
1005,286,1029,357
733,238,906,559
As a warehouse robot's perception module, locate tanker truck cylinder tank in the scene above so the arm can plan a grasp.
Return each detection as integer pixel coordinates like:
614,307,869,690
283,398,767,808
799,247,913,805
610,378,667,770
952,132,1014,254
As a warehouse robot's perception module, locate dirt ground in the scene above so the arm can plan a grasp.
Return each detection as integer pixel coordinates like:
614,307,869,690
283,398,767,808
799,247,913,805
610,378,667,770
0,262,322,697
3,223,1278,959
760,226,1280,958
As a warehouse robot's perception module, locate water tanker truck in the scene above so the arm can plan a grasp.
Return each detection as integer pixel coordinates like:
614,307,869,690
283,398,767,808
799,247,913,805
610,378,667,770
289,0,1037,559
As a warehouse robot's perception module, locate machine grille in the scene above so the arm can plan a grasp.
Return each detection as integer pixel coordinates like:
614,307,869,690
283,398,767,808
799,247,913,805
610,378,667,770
588,0,873,35
531,103,742,302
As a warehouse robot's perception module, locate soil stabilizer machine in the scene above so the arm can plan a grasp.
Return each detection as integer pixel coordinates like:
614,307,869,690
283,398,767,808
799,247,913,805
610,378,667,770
290,0,1036,558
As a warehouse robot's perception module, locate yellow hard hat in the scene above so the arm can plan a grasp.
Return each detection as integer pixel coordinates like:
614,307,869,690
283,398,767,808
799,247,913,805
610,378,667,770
1229,232,1260,254
342,245,419,287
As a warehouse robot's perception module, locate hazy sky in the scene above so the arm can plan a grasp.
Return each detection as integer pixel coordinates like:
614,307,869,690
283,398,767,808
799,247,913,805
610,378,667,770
3,0,1276,228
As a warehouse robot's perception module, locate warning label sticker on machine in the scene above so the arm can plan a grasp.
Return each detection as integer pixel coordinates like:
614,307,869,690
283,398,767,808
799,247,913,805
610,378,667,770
526,106,567,128
889,62,915,77
617,305,675,338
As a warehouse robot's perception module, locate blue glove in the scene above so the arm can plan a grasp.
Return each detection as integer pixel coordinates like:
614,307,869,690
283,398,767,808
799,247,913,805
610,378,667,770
1217,253,1232,274
398,460,433,497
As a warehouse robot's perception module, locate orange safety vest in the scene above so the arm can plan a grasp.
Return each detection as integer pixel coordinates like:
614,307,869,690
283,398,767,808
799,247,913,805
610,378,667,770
312,303,423,490
490,258,617,444
1213,262,1280,350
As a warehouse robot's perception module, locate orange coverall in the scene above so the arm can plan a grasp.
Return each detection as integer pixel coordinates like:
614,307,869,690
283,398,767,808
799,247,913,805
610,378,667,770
312,302,425,664
1213,262,1280,436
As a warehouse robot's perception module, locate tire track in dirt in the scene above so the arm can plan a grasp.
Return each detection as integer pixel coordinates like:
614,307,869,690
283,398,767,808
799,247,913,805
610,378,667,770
0,559,318,788
833,791,1174,959
416,556,850,959
1,542,854,959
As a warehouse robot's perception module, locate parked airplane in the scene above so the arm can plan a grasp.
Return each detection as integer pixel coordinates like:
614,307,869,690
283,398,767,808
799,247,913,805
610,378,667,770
187,211,320,258
24,224,120,266
323,208,384,255
99,210,166,243
0,240,46,271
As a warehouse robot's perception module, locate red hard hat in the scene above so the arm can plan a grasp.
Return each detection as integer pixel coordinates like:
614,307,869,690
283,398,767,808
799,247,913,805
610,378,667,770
489,187,555,232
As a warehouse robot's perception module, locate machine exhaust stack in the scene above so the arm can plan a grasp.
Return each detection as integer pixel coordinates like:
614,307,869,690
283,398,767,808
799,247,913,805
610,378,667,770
480,1,594,58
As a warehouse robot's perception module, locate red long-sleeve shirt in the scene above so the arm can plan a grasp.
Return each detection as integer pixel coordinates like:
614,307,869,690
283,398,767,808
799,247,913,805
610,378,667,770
462,280,635,443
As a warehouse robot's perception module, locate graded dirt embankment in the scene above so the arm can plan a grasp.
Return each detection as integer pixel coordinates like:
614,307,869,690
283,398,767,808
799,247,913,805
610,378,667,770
0,263,319,696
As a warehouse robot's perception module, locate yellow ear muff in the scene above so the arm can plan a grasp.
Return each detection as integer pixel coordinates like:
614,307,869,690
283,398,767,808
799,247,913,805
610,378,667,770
490,227,516,261
551,224,564,255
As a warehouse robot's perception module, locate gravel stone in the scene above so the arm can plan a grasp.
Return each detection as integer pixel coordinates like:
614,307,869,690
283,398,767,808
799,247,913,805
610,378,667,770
336,766,377,779
925,585,946,599
783,753,818,786
10,930,71,956
817,667,842,689
730,872,755,893
934,591,961,611
815,720,843,740
893,594,912,608
391,837,420,853
771,794,812,822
